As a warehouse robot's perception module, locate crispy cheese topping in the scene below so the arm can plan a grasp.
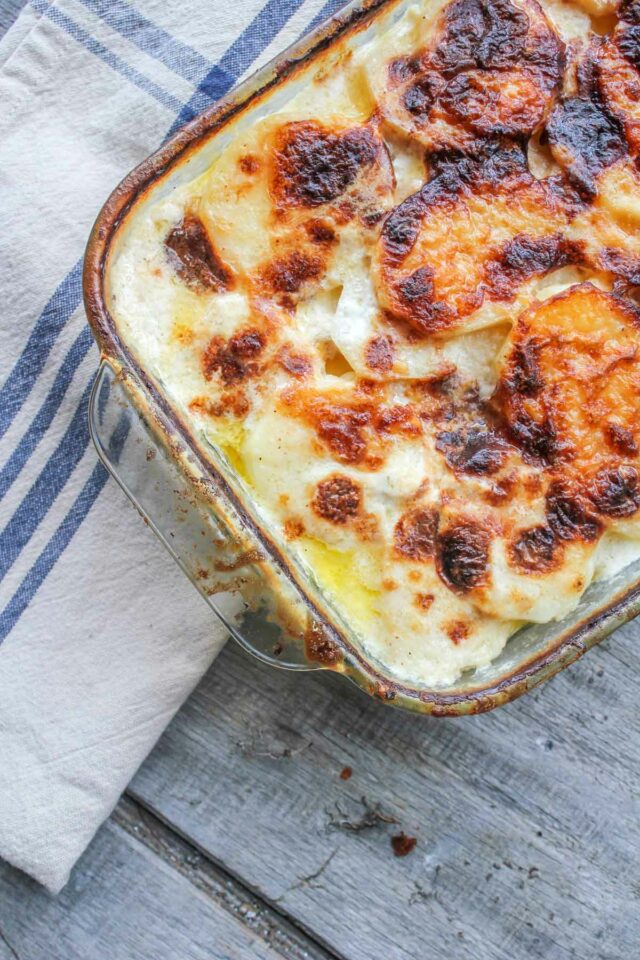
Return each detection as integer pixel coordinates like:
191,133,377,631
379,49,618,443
109,0,640,686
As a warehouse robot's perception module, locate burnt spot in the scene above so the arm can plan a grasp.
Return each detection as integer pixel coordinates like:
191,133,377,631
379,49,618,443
315,404,371,464
620,0,640,25
305,219,337,245
392,271,455,335
505,341,543,397
305,620,342,666
436,427,509,475
273,121,380,209
546,484,601,541
507,412,559,465
380,191,428,264
446,619,471,645
313,475,361,524
375,405,421,436
605,422,638,457
599,248,640,287
258,251,323,296
403,73,444,118
484,234,582,300
397,267,436,308
434,0,530,74
190,391,250,419
365,336,394,373
394,508,438,562
400,0,563,139
277,347,312,379
388,56,420,86
509,524,557,572
283,518,305,540
414,592,435,611
619,28,640,74
238,154,261,175
202,328,265,385
589,465,640,517
165,215,233,293
545,96,626,197
436,520,490,592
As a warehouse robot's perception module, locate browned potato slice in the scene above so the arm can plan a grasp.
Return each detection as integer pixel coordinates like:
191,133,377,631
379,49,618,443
194,115,395,309
373,147,576,337
367,0,564,153
546,15,640,196
431,284,640,620
497,284,640,519
598,10,640,156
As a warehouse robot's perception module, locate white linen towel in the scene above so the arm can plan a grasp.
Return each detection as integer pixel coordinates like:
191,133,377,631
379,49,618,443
0,0,339,893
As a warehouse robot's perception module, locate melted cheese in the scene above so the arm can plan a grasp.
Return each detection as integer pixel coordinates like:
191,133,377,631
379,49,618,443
108,0,640,687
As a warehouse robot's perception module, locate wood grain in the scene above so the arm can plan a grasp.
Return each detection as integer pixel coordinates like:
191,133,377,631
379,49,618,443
130,622,640,960
0,796,337,960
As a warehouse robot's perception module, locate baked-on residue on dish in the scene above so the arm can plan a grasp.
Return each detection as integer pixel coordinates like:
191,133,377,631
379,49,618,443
108,0,640,686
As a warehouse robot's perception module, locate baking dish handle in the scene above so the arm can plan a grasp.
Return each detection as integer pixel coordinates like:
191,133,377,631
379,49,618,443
89,360,320,671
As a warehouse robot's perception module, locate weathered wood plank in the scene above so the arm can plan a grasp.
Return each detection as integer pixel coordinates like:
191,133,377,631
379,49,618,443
130,620,640,960
0,796,338,960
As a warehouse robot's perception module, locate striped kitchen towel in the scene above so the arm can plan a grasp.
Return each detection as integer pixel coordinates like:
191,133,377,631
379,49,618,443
0,0,342,894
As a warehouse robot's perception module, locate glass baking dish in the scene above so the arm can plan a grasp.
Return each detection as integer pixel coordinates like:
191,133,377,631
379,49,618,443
84,0,640,715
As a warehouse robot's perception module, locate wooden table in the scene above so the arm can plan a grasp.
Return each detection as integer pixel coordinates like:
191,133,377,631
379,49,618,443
1,3,639,957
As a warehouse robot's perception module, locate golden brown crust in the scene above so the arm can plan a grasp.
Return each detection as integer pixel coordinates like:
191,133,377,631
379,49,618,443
373,146,580,335
377,0,564,151
132,0,640,666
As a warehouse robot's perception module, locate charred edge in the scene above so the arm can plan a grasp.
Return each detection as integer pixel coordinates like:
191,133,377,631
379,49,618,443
165,214,234,292
509,484,601,574
599,247,640,287
545,79,627,197
617,21,640,73
484,234,583,301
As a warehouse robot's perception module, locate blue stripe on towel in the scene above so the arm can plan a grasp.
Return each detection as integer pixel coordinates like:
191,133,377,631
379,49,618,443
0,328,94,501
306,0,346,33
0,414,129,645
0,378,94,584
0,261,83,444
77,0,213,85
168,0,306,133
0,0,311,639
31,0,185,113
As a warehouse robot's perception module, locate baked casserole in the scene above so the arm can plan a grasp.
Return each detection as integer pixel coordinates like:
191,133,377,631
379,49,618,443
103,0,640,688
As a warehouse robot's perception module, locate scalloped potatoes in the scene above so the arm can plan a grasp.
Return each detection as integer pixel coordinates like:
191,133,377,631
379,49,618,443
108,0,640,686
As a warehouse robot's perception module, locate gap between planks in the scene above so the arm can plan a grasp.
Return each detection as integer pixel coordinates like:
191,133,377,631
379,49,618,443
117,791,343,960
